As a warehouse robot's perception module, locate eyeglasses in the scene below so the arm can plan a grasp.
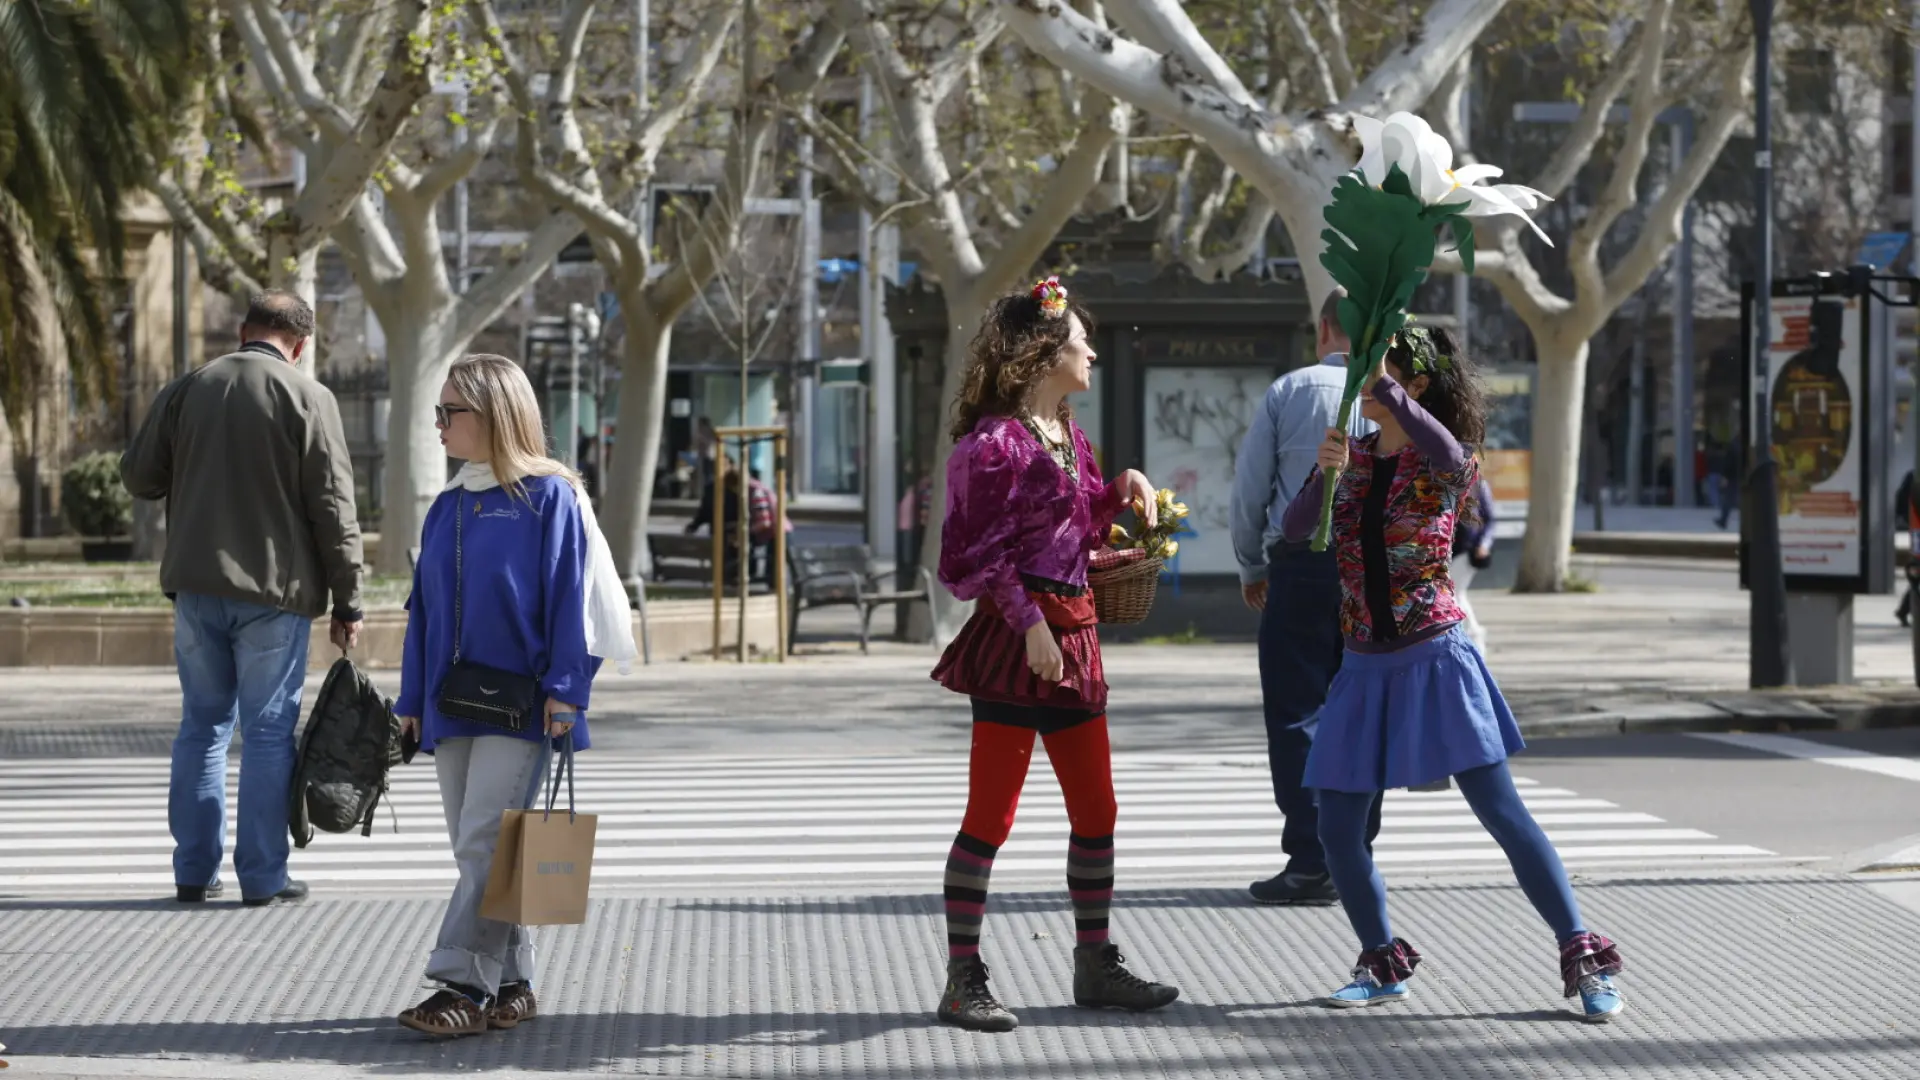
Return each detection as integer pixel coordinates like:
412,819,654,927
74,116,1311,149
434,404,472,427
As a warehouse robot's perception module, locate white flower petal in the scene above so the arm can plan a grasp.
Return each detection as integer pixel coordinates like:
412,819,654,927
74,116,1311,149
1450,163,1504,186
1352,116,1386,186
1379,115,1431,188
1460,187,1554,246
1414,131,1457,203
1490,183,1552,212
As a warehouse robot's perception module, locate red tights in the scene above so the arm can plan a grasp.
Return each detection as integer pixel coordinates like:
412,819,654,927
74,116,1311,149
960,716,1117,847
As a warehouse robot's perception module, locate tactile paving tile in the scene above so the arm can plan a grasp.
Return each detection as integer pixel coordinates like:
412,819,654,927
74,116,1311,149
6,872,1920,1078
0,723,181,759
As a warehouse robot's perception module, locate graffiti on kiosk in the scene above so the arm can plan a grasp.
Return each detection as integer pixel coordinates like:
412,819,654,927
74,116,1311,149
1145,369,1266,575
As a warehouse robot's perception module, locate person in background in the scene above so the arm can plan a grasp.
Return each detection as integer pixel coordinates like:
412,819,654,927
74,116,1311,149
746,468,790,584
394,353,636,1036
1227,287,1383,907
1897,470,1916,627
1711,440,1742,531
687,465,747,584
120,289,363,909
1451,470,1496,651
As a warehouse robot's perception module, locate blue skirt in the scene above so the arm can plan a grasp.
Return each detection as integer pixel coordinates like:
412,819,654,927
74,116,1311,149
1303,624,1525,793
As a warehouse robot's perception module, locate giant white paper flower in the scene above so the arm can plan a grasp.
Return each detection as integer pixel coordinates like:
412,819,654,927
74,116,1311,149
1351,112,1554,246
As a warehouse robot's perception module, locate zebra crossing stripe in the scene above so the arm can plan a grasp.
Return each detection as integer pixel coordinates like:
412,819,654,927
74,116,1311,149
0,751,1785,893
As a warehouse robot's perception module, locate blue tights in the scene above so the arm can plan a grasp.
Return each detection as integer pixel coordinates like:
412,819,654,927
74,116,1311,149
1317,760,1585,953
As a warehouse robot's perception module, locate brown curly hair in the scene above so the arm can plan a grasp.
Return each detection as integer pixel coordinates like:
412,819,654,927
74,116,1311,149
949,291,1091,441
1383,326,1487,448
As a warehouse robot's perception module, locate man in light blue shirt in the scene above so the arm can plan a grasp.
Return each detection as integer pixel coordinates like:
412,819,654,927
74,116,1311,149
1229,289,1382,906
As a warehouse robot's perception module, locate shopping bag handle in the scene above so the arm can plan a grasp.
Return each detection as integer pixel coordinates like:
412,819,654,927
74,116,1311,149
542,730,577,824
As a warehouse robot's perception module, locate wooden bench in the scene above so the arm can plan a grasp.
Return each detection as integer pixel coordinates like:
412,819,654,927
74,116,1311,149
787,543,933,654
649,533,720,583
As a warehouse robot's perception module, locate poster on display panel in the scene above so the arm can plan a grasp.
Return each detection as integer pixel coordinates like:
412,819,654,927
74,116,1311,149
1739,277,1894,596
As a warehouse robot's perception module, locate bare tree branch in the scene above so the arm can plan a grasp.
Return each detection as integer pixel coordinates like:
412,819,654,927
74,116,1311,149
1310,0,1356,96
1527,24,1645,200
634,2,739,171
979,91,1123,290
839,0,987,279
329,195,406,289
151,172,265,295
235,0,354,141
1602,44,1751,311
454,213,585,346
275,0,434,257
1104,0,1253,103
1157,145,1199,254
1277,0,1339,106
412,117,504,208
1570,0,1673,305
925,10,1008,104
1187,191,1274,282
475,0,646,268
1184,162,1235,255
1334,0,1510,119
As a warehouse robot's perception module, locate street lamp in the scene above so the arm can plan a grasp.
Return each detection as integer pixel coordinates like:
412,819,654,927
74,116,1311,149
1510,102,1697,509
1747,0,1792,687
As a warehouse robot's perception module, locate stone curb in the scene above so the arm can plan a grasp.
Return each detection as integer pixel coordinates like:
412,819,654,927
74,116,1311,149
1517,694,1920,739
1569,530,1914,564
0,598,782,669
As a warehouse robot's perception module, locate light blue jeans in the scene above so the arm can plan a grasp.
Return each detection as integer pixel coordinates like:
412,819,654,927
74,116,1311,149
428,735,552,996
169,592,312,900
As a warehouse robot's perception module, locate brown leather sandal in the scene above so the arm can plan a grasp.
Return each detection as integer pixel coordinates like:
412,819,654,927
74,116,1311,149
398,989,488,1037
488,981,538,1029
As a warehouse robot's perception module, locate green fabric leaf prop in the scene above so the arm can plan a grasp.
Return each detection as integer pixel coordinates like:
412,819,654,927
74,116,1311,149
1309,164,1458,550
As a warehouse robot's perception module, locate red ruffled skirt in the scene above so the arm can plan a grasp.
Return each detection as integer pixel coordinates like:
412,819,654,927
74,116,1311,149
932,585,1106,711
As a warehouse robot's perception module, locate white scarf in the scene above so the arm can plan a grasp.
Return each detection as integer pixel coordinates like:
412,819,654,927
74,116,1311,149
443,461,640,675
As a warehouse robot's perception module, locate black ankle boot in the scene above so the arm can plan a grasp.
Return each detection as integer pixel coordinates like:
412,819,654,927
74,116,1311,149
1072,943,1179,1012
934,955,1018,1032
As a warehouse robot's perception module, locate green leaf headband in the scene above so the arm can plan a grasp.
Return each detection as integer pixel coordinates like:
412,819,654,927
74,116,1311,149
1395,325,1452,375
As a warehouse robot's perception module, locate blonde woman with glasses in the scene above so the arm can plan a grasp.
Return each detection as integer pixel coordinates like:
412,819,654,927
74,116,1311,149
395,354,637,1037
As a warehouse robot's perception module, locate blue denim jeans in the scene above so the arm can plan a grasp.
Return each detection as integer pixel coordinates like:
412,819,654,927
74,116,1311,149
169,592,312,900
1257,544,1379,874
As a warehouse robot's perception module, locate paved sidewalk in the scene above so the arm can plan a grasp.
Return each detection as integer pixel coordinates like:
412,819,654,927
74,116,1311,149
3,580,1914,759
6,871,1919,1079
7,568,1912,753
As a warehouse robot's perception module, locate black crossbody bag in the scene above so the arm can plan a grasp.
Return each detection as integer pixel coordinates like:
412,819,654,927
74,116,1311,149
434,491,542,732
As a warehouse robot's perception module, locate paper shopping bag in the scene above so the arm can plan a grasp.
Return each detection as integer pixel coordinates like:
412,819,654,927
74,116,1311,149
481,736,596,925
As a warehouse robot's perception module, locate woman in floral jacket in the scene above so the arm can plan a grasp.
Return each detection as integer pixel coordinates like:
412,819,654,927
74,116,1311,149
1284,326,1626,1022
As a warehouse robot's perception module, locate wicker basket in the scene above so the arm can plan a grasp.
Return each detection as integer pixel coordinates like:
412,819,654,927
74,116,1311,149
1087,548,1165,625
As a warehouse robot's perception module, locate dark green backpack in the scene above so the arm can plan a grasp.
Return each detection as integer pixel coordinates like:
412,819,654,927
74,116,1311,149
290,656,403,848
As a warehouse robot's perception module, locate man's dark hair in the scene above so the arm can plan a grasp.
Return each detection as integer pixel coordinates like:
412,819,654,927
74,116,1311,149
243,290,316,339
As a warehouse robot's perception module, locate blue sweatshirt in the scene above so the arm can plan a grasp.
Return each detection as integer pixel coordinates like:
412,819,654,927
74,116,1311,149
397,474,599,754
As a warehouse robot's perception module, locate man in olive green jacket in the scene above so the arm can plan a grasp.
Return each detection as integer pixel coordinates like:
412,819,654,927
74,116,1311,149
122,290,364,908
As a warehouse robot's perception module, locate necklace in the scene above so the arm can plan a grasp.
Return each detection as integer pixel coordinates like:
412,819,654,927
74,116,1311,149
1021,413,1077,483
1024,413,1067,448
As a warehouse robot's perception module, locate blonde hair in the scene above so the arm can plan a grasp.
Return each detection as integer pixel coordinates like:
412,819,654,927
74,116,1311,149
446,354,580,500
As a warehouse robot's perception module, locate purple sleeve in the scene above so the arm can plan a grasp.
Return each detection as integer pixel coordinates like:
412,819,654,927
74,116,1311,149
1281,468,1327,543
1371,374,1473,487
939,432,1044,635
1078,426,1128,551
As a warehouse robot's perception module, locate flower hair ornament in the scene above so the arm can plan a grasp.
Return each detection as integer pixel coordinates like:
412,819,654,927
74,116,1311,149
1395,324,1452,375
1031,276,1069,318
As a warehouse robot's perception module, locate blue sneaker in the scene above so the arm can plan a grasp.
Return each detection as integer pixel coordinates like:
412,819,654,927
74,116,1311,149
1577,973,1624,1022
1324,967,1410,1008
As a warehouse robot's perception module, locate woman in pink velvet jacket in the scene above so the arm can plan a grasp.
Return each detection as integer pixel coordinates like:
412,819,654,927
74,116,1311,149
925,277,1179,1033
